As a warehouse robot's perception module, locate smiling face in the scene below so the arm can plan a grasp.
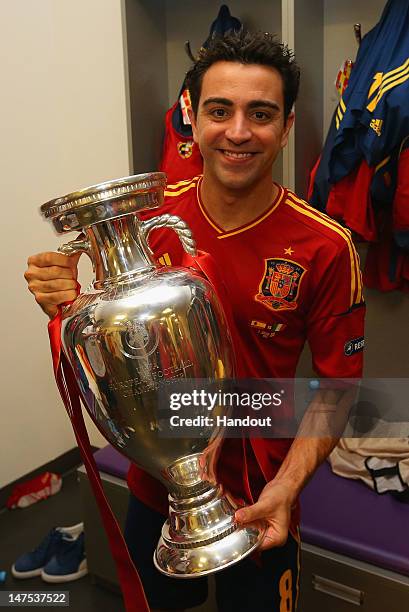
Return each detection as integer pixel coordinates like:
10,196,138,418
190,61,294,193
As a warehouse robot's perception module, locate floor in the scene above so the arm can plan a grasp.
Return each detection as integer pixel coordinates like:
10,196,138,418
0,470,124,611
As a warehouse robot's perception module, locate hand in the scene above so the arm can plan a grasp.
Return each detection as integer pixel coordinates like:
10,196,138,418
234,480,295,551
24,251,81,318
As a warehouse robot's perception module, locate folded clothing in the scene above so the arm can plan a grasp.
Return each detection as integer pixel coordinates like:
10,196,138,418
6,472,62,509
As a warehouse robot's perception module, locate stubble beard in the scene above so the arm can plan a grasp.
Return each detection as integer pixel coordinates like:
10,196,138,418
205,156,275,198
204,157,265,195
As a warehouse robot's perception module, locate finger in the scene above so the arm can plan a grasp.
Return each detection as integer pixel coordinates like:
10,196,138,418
28,278,78,294
41,304,58,319
258,527,288,551
235,500,271,524
67,252,82,281
25,265,76,282
34,289,79,308
27,251,81,270
259,535,288,550
259,533,276,551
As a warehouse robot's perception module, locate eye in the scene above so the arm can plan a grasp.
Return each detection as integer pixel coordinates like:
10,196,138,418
252,110,271,121
210,108,229,119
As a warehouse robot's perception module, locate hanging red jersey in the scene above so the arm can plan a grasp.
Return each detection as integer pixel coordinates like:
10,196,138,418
159,98,203,183
159,5,242,183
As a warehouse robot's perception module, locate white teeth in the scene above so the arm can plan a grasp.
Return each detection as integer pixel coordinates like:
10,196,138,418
223,151,253,159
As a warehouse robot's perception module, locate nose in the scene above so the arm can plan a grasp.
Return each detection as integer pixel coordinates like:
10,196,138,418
224,113,252,145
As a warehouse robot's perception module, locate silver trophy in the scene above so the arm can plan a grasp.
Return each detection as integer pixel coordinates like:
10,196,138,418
40,173,265,577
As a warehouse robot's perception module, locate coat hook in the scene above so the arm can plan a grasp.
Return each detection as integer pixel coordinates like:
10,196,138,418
354,23,362,46
184,41,197,63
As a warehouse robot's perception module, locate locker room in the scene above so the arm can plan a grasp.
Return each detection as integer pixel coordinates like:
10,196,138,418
2,1,408,610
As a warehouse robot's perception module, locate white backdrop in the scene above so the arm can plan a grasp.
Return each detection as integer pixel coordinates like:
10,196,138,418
1,0,131,487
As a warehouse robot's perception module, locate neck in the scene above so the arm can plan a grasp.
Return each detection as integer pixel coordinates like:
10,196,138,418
200,171,279,232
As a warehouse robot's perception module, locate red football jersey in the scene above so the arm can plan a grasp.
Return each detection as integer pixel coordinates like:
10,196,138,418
159,101,203,184
309,141,409,293
127,176,365,533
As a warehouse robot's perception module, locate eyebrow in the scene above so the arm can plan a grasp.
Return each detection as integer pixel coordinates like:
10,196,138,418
248,99,280,112
202,97,233,107
202,97,281,111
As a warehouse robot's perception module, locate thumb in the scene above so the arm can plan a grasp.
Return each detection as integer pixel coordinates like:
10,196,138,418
68,251,82,281
235,500,269,524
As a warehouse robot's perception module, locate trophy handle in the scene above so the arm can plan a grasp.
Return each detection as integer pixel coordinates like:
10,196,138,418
57,236,94,272
58,236,91,257
140,214,197,256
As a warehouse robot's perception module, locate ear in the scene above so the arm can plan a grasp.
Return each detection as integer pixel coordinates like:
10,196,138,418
280,112,295,149
189,108,199,144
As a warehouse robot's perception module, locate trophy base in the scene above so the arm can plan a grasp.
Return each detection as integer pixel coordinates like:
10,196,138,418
152,456,267,577
153,481,266,578
154,522,265,577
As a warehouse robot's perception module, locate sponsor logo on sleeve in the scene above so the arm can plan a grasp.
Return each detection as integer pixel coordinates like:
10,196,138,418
344,336,365,356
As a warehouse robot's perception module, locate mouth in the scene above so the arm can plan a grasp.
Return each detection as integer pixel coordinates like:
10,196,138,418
220,150,256,162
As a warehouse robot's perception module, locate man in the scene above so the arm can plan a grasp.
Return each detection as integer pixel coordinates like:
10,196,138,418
25,30,365,612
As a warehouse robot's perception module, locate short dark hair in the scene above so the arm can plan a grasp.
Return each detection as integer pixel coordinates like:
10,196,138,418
186,29,300,121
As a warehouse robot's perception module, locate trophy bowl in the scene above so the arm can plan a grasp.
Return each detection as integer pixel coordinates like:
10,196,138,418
41,172,265,577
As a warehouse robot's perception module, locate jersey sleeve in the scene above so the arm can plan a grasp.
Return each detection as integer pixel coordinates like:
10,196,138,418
307,240,365,378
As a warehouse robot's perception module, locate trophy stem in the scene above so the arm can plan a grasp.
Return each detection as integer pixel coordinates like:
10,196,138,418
154,484,266,577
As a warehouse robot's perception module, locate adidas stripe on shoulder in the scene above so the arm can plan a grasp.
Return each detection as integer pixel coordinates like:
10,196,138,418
285,191,363,308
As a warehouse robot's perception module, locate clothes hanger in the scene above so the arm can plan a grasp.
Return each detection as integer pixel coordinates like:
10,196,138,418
183,5,242,63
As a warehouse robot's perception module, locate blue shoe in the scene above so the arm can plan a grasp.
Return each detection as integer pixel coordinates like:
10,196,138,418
11,523,84,579
41,532,87,583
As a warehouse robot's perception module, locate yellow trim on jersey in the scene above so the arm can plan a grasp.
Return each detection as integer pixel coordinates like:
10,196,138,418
165,176,201,191
335,107,344,130
196,177,223,234
375,137,409,176
369,69,409,112
164,181,197,197
288,192,363,306
399,134,409,156
367,57,409,112
286,193,362,307
196,179,285,238
367,58,409,106
368,72,384,99
336,106,343,122
375,155,391,174
335,97,346,130
217,186,285,239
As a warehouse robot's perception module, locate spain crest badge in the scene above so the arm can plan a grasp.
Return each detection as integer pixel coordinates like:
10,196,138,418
255,258,306,312
177,141,194,159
